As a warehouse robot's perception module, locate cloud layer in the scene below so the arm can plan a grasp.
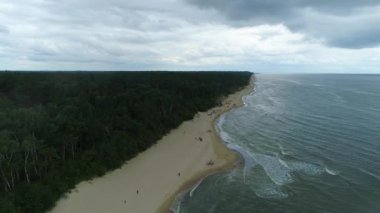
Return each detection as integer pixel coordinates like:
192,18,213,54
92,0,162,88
0,0,380,72
186,0,380,49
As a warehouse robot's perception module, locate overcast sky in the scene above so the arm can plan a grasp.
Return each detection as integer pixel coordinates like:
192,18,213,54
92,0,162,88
1,0,380,73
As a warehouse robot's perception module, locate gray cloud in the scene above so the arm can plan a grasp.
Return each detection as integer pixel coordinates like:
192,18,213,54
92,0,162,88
185,0,380,48
185,0,379,20
0,25,9,34
1,0,380,72
0,0,195,69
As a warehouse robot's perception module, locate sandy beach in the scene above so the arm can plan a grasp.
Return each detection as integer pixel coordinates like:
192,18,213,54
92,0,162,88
51,78,254,213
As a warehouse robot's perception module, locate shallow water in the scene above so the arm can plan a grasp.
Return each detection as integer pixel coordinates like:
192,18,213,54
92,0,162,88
176,74,380,213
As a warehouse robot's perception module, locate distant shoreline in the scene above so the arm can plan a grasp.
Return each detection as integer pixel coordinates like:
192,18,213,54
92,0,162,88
51,76,254,213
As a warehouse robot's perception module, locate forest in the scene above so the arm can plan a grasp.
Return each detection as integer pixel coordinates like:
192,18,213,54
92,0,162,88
0,71,252,212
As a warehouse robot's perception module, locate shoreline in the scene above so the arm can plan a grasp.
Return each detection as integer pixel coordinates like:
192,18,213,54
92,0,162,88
159,77,254,213
50,76,254,213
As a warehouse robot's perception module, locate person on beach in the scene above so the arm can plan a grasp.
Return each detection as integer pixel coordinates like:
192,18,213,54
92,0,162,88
136,190,139,195
207,160,214,166
178,172,181,176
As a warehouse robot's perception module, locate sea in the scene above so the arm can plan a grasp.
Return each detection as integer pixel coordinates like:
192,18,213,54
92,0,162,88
174,74,380,213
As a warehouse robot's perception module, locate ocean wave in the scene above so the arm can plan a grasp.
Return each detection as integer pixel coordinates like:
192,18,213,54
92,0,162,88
279,144,294,156
215,114,235,145
189,178,204,198
358,168,380,180
278,158,290,169
170,178,206,213
219,131,234,144
286,160,324,176
170,192,184,213
252,153,293,186
254,185,289,199
325,167,340,176
216,114,226,131
226,143,257,170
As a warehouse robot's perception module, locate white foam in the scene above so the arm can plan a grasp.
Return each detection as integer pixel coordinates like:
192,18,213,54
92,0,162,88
325,167,340,176
219,131,234,144
170,193,183,213
189,178,204,198
252,153,293,186
278,158,290,169
286,161,324,176
279,144,293,156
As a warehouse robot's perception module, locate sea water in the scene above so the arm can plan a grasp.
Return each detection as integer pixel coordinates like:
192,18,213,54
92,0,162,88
177,74,380,213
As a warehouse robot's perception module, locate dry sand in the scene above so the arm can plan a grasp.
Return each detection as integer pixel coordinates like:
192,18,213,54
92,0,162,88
51,78,254,213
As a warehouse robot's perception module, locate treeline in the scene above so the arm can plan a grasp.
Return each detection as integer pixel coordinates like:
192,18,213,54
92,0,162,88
0,71,252,212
